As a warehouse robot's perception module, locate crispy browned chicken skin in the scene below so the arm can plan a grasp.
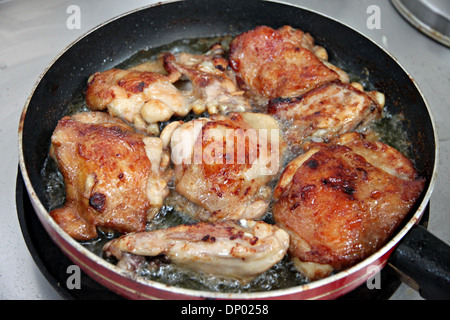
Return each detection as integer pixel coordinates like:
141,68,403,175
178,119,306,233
49,112,172,240
229,25,348,106
272,133,425,280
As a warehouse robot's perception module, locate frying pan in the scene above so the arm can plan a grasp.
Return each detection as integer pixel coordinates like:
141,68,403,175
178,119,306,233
18,0,450,299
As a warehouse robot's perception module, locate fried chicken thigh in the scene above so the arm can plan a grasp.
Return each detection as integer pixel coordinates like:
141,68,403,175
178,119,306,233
268,81,384,149
49,112,173,240
85,66,190,135
168,112,285,222
272,133,425,280
163,43,252,115
229,25,349,107
103,219,289,282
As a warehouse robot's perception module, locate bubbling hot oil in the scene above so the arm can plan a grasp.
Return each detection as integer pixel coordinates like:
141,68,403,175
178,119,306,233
41,35,411,293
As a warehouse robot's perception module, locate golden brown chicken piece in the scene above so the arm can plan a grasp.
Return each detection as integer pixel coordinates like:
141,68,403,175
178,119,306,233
103,219,289,283
272,133,425,280
85,66,190,135
49,111,173,241
168,112,285,222
229,25,349,107
163,43,252,115
268,80,384,150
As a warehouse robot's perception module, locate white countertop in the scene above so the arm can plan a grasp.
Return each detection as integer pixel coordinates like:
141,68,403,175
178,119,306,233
1,0,449,300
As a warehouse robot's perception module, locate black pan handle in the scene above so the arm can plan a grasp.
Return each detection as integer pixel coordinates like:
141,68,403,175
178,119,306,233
388,224,450,300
